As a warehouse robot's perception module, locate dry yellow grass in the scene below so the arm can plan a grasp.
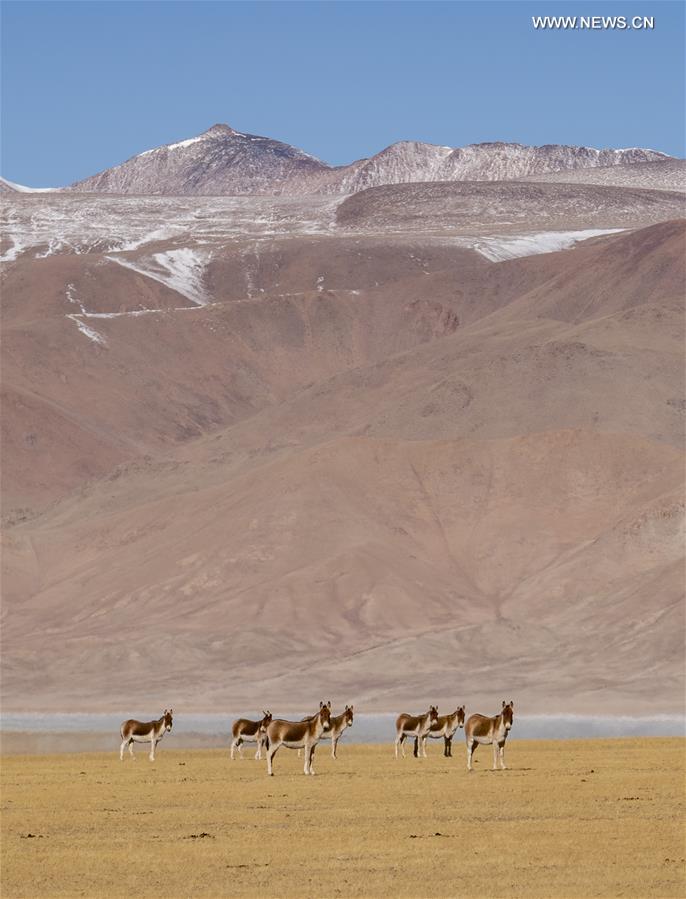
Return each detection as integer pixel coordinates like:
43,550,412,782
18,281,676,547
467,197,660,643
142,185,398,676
1,739,684,898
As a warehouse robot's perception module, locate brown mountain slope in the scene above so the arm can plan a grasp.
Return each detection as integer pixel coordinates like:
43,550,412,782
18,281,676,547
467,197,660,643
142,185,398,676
2,430,682,714
2,220,683,713
4,221,682,516
335,181,686,232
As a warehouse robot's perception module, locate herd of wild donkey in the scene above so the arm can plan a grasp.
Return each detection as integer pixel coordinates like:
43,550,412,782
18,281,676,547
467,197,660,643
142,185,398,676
119,701,515,775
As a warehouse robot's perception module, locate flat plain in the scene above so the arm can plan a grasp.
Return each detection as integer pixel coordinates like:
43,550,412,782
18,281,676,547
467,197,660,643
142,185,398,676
1,738,684,898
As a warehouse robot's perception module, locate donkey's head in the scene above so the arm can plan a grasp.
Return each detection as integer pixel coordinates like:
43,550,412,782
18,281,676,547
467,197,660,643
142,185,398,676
163,709,174,732
429,705,439,724
261,710,272,727
319,701,332,730
455,705,466,728
344,705,354,726
501,701,514,731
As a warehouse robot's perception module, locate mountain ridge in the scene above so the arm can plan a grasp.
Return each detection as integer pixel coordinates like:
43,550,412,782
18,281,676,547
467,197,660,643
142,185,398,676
65,124,673,196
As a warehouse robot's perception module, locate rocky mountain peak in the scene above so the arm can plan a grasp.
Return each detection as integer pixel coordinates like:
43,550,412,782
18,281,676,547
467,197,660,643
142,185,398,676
202,123,239,137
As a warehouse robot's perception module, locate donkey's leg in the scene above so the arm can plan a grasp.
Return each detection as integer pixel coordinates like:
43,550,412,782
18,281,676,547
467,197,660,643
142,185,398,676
267,741,279,776
394,734,401,759
255,737,263,761
422,736,428,758
467,738,477,771
149,737,157,762
492,742,499,771
119,738,128,761
230,737,240,760
128,739,135,759
499,740,507,770
331,735,338,759
444,736,451,758
307,743,317,776
413,736,419,758
399,734,407,758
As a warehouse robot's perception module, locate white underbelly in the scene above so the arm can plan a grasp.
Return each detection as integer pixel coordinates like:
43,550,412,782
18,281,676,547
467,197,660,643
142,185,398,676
279,738,313,750
129,732,163,743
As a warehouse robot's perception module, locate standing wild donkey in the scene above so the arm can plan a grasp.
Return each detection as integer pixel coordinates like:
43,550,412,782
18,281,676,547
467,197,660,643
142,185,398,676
328,705,354,758
120,709,173,761
230,710,272,760
297,703,353,759
395,706,438,758
465,701,514,771
413,705,466,758
266,702,332,775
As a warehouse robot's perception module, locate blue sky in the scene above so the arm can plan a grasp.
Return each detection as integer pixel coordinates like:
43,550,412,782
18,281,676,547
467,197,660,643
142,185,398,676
2,1,684,187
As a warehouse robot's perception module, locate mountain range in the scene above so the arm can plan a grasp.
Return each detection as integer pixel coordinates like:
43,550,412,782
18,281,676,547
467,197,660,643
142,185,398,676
55,124,676,196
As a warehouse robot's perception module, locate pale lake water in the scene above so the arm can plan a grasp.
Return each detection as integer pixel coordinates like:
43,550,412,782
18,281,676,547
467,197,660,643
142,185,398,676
1,713,683,754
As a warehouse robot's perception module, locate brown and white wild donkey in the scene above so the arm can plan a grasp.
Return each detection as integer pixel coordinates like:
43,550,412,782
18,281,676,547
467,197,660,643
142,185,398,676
395,706,438,758
465,701,514,771
266,702,332,776
120,709,173,762
230,711,272,760
328,705,354,758
297,703,353,759
413,705,465,758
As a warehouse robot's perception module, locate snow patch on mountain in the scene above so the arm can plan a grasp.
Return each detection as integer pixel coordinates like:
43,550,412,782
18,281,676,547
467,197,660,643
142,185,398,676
68,317,108,345
473,228,624,261
0,238,24,263
107,248,210,305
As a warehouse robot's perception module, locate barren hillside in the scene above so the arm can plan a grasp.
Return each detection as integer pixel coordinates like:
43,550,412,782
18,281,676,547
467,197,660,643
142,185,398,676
1,184,684,715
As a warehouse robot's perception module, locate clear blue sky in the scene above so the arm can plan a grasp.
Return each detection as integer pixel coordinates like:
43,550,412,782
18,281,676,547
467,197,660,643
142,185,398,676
2,1,684,187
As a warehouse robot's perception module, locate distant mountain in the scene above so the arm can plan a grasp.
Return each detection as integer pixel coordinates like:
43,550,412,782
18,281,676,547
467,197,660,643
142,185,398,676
69,124,331,196
317,141,673,195
68,125,672,196
0,176,57,194
517,158,686,193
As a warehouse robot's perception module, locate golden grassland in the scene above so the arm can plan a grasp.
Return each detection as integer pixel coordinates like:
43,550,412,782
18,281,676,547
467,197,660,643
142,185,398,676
1,738,684,898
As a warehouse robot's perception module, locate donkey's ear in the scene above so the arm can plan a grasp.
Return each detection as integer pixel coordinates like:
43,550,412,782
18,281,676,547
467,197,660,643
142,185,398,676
502,700,506,708
169,708,173,715
510,701,514,708
320,701,324,709
328,700,332,708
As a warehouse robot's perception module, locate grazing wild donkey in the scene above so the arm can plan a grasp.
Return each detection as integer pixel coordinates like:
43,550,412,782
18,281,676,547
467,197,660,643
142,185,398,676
413,705,466,758
266,702,332,776
230,711,272,760
120,709,173,761
465,701,514,771
395,706,439,758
